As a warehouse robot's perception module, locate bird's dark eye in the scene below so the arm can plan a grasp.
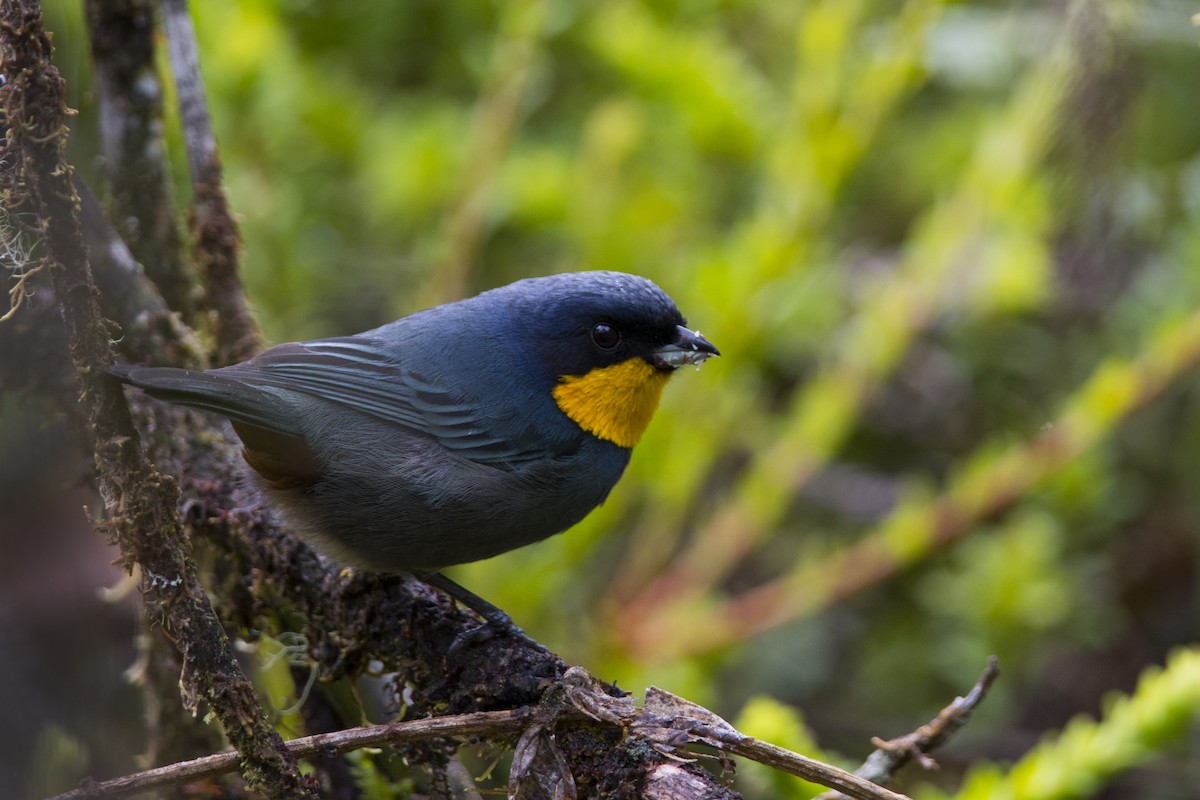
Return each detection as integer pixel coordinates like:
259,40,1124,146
591,322,620,350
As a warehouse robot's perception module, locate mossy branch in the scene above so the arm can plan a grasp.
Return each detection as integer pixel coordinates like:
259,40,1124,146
0,2,315,796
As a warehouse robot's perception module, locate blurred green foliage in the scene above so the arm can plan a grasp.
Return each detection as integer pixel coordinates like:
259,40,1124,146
18,0,1200,797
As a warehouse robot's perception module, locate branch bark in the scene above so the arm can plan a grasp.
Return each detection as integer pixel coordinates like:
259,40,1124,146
159,0,259,365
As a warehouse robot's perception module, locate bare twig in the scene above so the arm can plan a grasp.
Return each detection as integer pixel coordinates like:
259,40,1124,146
157,0,215,188
159,0,259,365
48,710,529,800
814,657,1001,800
731,739,907,800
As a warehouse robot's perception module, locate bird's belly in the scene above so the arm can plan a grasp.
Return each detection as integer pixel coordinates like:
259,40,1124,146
257,438,630,573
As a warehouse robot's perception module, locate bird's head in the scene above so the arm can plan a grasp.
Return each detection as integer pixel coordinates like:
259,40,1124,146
495,271,718,449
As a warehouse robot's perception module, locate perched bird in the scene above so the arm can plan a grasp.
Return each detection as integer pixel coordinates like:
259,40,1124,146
108,271,717,604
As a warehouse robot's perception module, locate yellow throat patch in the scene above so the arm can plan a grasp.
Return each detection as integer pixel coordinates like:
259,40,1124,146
552,358,673,449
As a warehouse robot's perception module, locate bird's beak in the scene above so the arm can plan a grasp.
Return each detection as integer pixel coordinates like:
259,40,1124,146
652,325,720,370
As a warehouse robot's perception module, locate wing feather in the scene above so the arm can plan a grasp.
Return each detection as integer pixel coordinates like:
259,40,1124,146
217,337,543,466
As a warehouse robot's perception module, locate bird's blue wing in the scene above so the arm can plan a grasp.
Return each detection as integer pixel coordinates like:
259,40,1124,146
217,337,545,467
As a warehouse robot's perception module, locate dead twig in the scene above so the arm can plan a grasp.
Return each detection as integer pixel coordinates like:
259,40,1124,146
815,656,1001,800
48,710,528,800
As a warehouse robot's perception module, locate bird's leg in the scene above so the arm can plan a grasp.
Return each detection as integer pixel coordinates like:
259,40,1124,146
422,572,548,655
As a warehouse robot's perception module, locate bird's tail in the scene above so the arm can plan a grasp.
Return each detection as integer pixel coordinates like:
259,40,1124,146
104,364,297,435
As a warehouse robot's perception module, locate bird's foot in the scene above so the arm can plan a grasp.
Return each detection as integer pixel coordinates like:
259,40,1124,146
422,573,549,657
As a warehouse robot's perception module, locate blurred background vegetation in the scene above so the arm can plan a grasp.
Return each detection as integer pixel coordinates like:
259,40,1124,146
5,0,1200,797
